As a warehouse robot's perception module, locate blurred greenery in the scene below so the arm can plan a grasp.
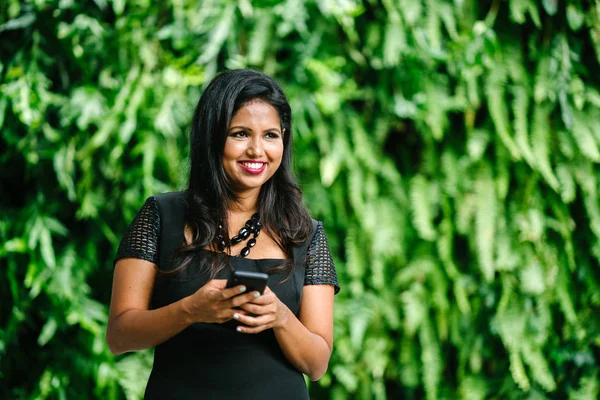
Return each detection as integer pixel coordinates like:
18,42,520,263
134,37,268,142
1,0,600,398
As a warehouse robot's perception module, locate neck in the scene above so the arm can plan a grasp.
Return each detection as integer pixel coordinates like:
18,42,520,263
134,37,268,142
228,189,259,214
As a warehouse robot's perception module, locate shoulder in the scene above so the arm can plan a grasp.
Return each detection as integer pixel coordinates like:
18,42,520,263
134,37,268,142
152,190,187,205
152,191,187,214
153,191,187,201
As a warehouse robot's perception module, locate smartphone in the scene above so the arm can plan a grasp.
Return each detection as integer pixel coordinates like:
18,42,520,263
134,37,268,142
226,270,269,294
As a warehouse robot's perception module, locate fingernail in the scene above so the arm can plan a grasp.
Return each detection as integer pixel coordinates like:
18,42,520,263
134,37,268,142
236,327,242,332
239,286,246,293
253,291,260,298
233,313,239,320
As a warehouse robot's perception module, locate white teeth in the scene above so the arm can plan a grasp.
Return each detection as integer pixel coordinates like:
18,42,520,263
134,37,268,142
242,162,263,169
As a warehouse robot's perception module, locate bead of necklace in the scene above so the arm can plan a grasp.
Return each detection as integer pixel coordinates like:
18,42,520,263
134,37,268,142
216,213,262,257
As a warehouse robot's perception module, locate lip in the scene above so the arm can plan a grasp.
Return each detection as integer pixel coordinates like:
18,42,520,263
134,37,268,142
238,161,267,175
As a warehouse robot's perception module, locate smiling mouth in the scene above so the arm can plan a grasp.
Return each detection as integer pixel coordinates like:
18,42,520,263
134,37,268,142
241,162,264,169
238,161,266,174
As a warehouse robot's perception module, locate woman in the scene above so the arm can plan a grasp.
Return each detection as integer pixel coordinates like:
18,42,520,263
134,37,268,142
106,69,339,399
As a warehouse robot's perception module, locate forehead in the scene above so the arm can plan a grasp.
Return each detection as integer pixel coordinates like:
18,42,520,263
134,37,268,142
230,100,280,125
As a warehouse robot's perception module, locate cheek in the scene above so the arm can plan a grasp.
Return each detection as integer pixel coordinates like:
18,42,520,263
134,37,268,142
223,141,240,160
267,142,284,160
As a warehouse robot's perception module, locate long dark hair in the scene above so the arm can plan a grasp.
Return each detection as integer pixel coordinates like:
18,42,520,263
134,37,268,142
174,69,312,277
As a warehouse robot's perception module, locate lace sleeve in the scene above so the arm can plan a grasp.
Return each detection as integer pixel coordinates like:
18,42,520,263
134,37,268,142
304,222,340,294
114,196,160,265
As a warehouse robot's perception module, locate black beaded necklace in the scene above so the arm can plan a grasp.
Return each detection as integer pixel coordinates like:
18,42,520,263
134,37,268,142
216,213,262,257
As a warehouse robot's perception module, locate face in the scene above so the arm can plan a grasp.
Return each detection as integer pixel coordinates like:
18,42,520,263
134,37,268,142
222,100,284,195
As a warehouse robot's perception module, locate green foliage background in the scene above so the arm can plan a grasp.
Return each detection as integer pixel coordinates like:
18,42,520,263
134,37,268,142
2,0,600,398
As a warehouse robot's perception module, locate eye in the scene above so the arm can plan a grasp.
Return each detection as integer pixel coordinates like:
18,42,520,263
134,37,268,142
265,131,281,139
230,131,248,138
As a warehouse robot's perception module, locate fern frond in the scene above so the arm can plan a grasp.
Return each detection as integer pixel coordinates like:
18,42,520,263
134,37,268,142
556,163,576,203
401,284,427,336
521,342,556,392
495,216,520,271
475,165,496,282
531,104,560,190
351,116,381,172
419,314,442,400
248,10,273,65
485,67,522,159
466,129,491,162
398,0,422,26
410,175,438,241
511,85,536,167
509,349,530,391
399,335,420,388
116,350,153,400
569,370,600,400
426,0,442,51
332,364,359,392
571,111,600,162
383,13,406,67
458,375,488,400
345,225,366,282
456,192,476,235
556,263,578,325
320,133,349,186
519,259,545,295
348,166,366,218
424,80,449,141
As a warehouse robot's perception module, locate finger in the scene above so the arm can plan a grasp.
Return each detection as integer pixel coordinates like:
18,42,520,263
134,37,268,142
236,324,271,334
244,291,273,305
219,284,250,300
229,291,262,308
217,309,249,324
232,313,272,327
238,303,270,315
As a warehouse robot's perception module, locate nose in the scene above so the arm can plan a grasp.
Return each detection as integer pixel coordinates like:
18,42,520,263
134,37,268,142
247,136,264,158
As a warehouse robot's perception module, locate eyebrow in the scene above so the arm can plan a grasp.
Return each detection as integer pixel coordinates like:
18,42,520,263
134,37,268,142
228,125,282,133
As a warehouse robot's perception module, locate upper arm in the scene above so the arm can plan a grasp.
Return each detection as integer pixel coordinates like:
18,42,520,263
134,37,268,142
108,196,161,322
298,221,339,350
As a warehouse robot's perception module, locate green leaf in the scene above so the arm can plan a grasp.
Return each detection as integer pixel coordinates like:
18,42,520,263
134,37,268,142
485,68,521,159
410,175,437,241
531,105,560,190
38,318,58,347
542,0,557,16
39,228,56,269
248,11,274,65
571,112,600,162
3,238,27,253
475,166,496,282
567,4,585,31
0,12,36,32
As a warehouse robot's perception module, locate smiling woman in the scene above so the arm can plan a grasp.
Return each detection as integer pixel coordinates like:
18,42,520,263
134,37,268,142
223,100,284,194
106,69,340,400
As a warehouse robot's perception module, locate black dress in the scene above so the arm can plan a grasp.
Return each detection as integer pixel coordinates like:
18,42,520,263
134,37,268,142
114,192,339,400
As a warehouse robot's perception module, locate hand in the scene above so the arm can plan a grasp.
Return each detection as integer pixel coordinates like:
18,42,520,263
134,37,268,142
182,279,261,324
233,287,290,334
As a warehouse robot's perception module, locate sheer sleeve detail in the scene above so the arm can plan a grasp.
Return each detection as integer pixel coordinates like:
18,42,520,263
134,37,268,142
114,196,160,265
304,222,340,294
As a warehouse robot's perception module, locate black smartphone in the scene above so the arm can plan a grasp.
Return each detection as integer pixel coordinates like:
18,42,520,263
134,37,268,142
226,270,269,294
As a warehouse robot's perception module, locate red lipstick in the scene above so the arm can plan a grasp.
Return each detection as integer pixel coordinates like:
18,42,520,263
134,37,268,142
238,161,266,175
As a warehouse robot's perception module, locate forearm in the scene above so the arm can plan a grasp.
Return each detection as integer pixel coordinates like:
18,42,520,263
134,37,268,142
273,307,332,380
106,299,191,355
